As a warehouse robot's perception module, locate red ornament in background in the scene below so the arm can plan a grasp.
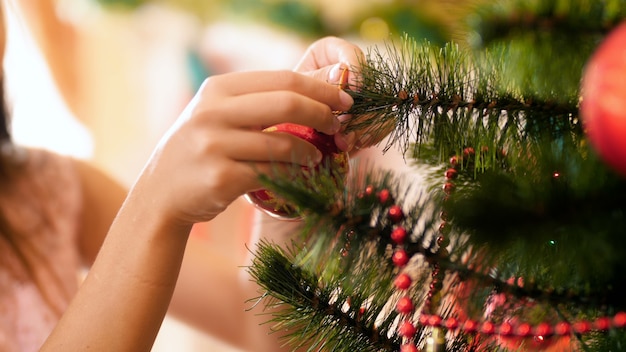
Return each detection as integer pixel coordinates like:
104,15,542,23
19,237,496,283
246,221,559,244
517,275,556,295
244,123,349,220
581,22,626,177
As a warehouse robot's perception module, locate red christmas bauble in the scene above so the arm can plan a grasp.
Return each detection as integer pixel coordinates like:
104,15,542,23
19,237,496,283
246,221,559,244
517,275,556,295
581,22,626,177
244,123,349,220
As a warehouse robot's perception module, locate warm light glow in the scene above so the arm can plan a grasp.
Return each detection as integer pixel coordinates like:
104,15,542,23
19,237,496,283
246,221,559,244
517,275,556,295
4,3,93,159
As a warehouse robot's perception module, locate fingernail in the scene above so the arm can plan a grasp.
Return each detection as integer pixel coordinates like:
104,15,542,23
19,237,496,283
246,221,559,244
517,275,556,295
328,63,345,85
337,113,352,123
331,117,342,134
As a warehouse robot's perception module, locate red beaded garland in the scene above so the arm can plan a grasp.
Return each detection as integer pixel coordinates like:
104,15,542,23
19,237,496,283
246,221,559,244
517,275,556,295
405,312,626,341
375,153,626,349
370,161,626,348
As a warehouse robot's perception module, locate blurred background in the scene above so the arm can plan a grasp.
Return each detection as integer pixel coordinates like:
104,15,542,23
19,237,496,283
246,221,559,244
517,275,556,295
3,0,456,350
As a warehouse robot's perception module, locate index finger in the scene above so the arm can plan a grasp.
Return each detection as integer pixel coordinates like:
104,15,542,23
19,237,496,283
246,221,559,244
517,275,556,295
200,70,354,114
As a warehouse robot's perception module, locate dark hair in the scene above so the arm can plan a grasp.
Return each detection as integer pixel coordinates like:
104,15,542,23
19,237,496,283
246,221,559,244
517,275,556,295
0,78,13,178
0,78,8,142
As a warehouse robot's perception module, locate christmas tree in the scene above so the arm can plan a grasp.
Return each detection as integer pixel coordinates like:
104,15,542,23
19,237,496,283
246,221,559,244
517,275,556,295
246,0,626,351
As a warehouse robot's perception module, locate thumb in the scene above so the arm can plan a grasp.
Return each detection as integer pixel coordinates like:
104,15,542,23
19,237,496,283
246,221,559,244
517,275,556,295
304,63,350,89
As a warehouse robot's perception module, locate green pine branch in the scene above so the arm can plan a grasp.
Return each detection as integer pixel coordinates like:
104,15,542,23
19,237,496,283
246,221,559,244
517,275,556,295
467,0,626,47
344,36,580,161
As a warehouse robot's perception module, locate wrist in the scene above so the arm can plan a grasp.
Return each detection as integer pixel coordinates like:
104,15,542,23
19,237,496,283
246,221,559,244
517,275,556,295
121,184,194,241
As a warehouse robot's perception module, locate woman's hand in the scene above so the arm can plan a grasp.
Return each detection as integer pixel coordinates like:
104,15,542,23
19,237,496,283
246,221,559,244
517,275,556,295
131,70,354,227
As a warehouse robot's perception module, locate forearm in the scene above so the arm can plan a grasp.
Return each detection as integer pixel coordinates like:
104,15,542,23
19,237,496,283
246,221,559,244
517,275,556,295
42,191,192,351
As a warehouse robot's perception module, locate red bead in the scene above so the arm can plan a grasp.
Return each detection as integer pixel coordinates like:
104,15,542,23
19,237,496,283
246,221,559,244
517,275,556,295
463,320,478,333
419,314,430,325
499,322,514,336
396,296,414,314
594,317,611,331
516,323,532,337
388,205,405,223
391,227,408,244
535,322,553,337
614,312,626,328
400,344,419,352
463,147,475,157
573,320,591,334
394,273,412,290
449,155,459,167
554,322,571,335
398,321,417,338
365,185,375,196
443,182,456,194
445,168,458,180
392,249,410,267
378,189,391,204
480,321,496,335
444,317,459,330
438,222,450,235
428,315,443,327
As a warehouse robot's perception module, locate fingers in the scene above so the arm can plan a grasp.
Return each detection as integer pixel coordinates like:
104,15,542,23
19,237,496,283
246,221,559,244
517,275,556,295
294,36,365,88
198,71,353,135
202,129,324,166
202,70,353,112
213,90,344,135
